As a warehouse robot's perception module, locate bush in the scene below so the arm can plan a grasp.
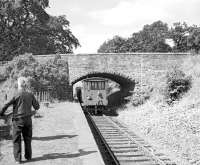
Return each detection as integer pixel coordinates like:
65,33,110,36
131,86,152,106
2,54,70,100
165,67,192,104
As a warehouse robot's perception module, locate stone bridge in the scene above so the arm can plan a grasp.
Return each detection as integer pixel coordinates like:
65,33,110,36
36,53,188,85
36,53,189,101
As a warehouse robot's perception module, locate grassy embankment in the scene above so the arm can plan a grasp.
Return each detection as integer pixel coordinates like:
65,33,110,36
117,55,200,165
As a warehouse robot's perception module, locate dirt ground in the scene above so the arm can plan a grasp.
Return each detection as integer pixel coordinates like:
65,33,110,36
0,102,104,165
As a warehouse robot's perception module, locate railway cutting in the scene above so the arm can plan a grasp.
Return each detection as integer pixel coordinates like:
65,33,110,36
85,111,177,165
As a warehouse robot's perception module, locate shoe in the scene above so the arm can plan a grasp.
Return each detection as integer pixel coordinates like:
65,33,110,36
15,161,21,164
26,158,32,162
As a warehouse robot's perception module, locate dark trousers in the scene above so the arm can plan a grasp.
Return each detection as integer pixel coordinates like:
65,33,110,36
12,117,32,161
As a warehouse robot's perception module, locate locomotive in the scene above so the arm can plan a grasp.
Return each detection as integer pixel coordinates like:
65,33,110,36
74,77,109,114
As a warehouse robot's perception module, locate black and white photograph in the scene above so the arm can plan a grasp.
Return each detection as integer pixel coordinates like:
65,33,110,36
0,0,200,164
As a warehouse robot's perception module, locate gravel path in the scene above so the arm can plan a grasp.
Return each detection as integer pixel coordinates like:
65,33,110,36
0,102,104,165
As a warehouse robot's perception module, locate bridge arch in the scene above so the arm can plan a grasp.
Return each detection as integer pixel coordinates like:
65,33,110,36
71,72,135,106
71,72,135,88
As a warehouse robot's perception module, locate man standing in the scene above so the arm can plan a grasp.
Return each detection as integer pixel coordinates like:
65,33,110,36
0,77,40,164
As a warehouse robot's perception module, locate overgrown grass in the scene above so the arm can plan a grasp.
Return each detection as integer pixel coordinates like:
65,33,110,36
117,55,200,165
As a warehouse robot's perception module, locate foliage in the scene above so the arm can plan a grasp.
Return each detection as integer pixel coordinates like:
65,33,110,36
169,22,191,52
98,21,200,53
98,36,128,53
0,0,80,61
136,21,171,52
3,54,70,100
187,27,200,54
23,15,80,55
165,67,192,104
98,21,172,53
131,86,152,106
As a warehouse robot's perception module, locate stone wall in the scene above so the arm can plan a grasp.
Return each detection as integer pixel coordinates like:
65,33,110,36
67,53,188,86
36,53,189,94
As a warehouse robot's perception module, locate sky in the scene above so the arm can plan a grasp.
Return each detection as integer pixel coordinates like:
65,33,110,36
46,0,200,53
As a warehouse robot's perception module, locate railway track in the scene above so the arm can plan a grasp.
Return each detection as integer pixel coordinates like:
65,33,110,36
86,112,177,165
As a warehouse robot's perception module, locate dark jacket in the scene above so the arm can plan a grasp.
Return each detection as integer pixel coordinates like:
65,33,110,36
0,90,40,118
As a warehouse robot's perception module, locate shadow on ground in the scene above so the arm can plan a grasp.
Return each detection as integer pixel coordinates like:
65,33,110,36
32,134,77,141
22,149,97,163
102,107,119,116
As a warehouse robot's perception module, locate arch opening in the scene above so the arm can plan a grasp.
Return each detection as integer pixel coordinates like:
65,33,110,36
72,72,135,108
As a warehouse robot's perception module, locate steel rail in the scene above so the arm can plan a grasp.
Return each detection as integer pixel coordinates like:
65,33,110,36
86,112,120,165
104,115,171,165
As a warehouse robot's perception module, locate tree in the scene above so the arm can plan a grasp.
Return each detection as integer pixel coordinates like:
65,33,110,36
131,21,171,52
23,15,80,54
98,20,200,53
125,33,143,52
187,27,200,54
0,0,80,61
0,0,49,60
3,54,70,100
98,36,127,53
169,22,192,52
98,21,172,53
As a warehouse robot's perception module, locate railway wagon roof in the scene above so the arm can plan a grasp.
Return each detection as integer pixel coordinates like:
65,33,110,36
83,77,109,82
71,72,135,89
